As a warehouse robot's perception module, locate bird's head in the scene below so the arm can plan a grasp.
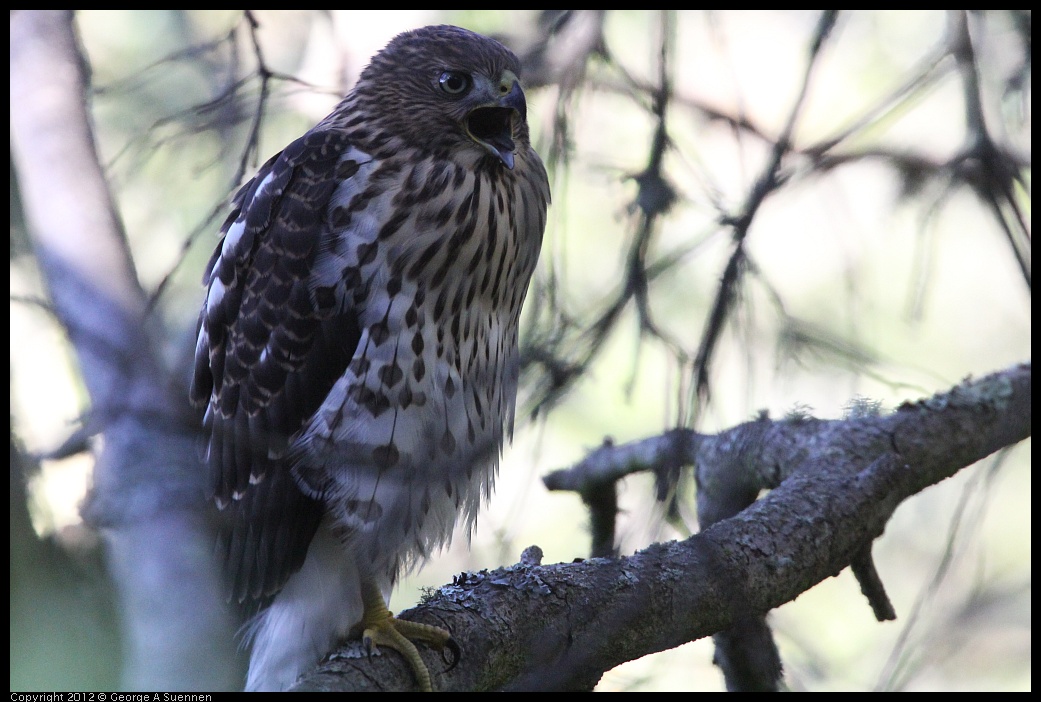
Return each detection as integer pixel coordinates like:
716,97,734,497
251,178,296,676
349,25,532,170
441,66,526,170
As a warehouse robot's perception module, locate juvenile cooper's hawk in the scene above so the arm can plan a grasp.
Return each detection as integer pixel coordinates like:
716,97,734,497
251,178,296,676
190,25,549,691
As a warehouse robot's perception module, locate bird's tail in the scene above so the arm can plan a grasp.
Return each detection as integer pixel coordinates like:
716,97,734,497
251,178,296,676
243,524,362,692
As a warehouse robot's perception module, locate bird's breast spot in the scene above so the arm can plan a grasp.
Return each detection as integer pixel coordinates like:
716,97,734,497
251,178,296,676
343,498,383,524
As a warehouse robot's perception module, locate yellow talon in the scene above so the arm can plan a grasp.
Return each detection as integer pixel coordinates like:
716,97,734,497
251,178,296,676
359,580,455,691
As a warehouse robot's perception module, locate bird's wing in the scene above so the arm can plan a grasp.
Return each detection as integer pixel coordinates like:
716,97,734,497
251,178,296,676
191,128,361,601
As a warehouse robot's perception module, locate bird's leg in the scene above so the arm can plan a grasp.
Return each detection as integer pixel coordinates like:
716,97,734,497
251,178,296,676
359,579,455,692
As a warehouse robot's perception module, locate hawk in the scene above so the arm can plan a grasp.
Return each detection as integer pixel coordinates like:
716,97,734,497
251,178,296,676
189,25,550,691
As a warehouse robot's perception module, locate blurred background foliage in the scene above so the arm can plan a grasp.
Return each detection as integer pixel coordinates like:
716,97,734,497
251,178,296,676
10,10,1030,691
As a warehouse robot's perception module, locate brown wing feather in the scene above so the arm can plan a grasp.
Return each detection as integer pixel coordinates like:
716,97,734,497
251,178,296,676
191,129,360,601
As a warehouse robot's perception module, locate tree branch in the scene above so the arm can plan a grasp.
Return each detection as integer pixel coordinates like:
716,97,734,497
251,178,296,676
294,363,1029,691
10,10,239,691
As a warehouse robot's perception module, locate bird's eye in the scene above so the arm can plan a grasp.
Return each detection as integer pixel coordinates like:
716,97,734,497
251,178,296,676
438,71,472,96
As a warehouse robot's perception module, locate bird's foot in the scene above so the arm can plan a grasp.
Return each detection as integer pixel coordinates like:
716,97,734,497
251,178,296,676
360,584,458,691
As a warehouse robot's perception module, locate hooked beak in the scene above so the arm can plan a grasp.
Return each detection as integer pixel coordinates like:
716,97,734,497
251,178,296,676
466,80,526,170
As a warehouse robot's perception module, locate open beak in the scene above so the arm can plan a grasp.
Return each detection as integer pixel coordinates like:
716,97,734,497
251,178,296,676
466,80,526,170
